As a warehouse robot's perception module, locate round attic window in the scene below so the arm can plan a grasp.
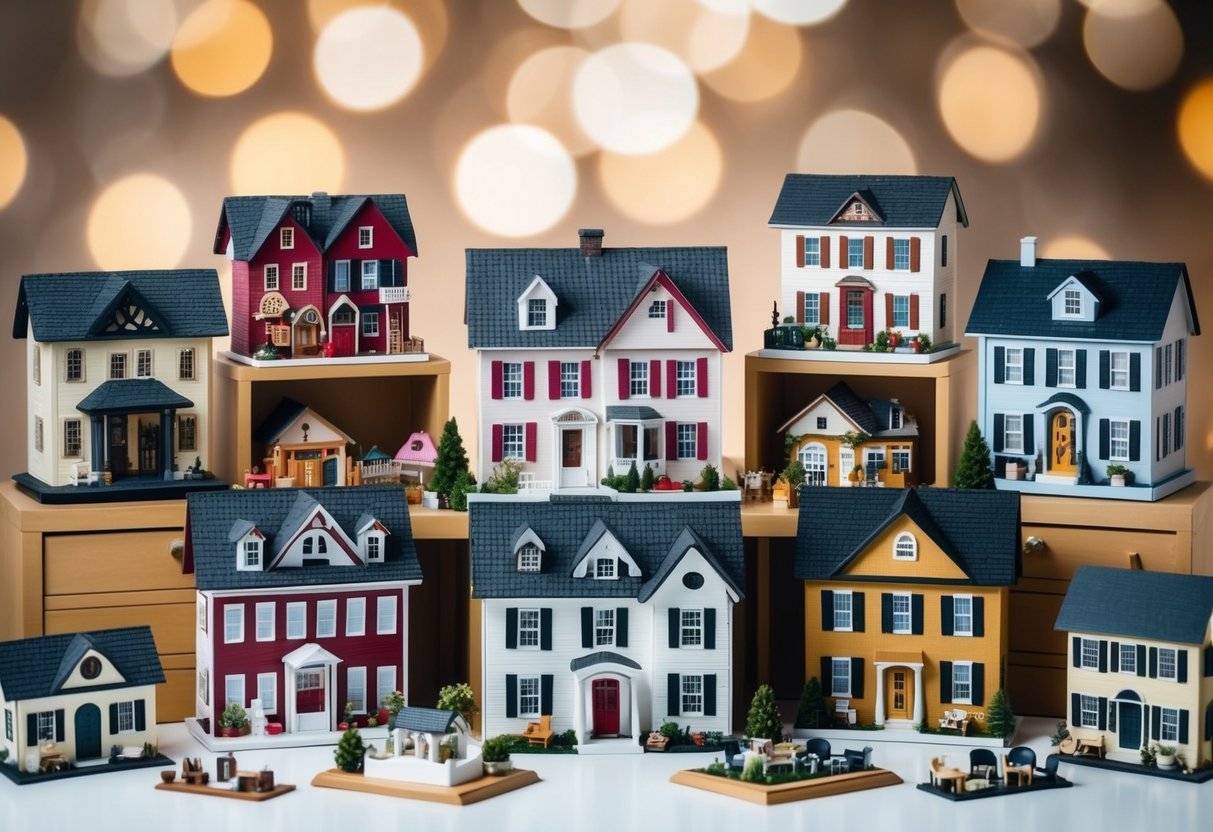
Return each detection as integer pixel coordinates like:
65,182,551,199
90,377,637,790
80,656,102,680
411,439,423,452
682,571,704,590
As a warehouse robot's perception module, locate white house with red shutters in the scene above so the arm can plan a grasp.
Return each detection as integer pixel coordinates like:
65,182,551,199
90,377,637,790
465,230,732,489
768,175,968,350
214,192,420,360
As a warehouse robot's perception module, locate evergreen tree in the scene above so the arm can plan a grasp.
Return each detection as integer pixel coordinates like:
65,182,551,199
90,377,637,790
744,684,783,742
430,418,470,496
953,420,995,489
641,463,655,492
795,676,828,729
986,688,1016,739
334,726,366,772
625,461,640,493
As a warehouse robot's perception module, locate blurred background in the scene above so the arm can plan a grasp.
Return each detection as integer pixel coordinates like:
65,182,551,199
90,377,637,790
2,0,1212,484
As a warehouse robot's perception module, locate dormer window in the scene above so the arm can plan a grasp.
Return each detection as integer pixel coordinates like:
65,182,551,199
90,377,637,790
235,528,265,572
517,275,558,331
890,408,902,430
528,299,547,327
1063,289,1082,316
365,533,384,562
1048,277,1099,322
595,558,617,580
648,300,666,319
356,515,390,564
302,535,328,556
513,528,546,572
518,544,541,573
893,532,917,561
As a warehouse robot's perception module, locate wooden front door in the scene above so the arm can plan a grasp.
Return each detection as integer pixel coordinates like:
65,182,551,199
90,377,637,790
561,429,587,487
295,668,328,731
886,668,911,720
108,415,129,478
330,324,355,357
592,678,620,736
137,420,158,475
1050,412,1076,474
74,703,102,760
839,289,873,346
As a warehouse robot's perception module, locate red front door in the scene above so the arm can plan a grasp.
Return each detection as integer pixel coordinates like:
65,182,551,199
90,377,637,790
838,288,874,346
330,324,355,357
592,678,620,736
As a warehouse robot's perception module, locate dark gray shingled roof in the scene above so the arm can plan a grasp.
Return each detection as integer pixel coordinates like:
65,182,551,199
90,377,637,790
13,270,228,342
606,406,663,421
638,526,741,602
570,651,642,672
469,496,743,600
465,244,732,350
777,381,914,439
0,626,164,702
1055,565,1213,645
185,486,421,591
965,259,1200,341
253,397,353,446
768,174,968,229
215,193,418,261
392,706,458,734
77,378,194,415
795,488,1021,586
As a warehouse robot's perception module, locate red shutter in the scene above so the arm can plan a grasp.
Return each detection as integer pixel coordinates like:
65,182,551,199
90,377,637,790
667,301,675,333
523,361,535,400
795,291,805,323
491,360,503,400
666,360,677,398
839,235,849,267
525,422,537,462
696,422,708,461
617,358,630,400
665,422,678,461
650,360,662,398
819,292,830,324
910,237,921,272
863,236,873,269
885,293,894,328
581,360,591,398
820,236,830,268
696,357,708,398
795,235,805,268
548,360,561,399
885,237,894,269
910,294,920,329
491,424,503,462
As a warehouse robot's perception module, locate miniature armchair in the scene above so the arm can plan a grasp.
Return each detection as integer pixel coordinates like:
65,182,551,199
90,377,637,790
522,714,555,748
721,739,746,772
1003,746,1036,786
969,748,998,780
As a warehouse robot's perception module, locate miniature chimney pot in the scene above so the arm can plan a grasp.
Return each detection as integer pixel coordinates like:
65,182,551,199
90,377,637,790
579,228,604,257
1020,236,1037,268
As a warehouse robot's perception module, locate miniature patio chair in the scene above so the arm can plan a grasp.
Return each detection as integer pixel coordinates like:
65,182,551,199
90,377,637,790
523,714,555,748
1003,746,1036,786
1039,754,1061,782
843,746,872,772
929,756,968,792
721,739,746,772
969,748,998,780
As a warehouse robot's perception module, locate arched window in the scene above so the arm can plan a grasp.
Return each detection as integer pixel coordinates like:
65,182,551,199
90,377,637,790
893,532,917,561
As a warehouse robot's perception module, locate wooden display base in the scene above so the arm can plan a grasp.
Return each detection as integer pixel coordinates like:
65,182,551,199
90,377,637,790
311,767,540,805
155,780,296,801
670,767,902,806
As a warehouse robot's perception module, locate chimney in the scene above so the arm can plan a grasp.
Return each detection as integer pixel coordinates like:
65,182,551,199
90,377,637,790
579,228,604,258
1020,236,1037,268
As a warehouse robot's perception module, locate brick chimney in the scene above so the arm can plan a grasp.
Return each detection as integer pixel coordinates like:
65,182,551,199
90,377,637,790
1020,235,1037,268
579,228,604,257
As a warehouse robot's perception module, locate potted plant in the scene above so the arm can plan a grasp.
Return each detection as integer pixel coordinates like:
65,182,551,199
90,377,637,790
339,701,354,730
1107,463,1130,486
218,703,249,738
481,735,513,775
782,460,805,508
190,456,205,480
405,483,424,505
1155,743,1177,768
888,330,902,349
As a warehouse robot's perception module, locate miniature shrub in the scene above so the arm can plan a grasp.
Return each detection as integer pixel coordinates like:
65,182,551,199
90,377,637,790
252,343,281,361
448,470,477,511
641,463,655,492
954,421,995,489
659,720,682,741
873,330,891,352
740,754,765,782
481,735,512,763
430,418,471,497
437,682,479,729
744,684,782,743
705,759,727,776
557,728,577,747
482,459,521,494
700,464,720,492
381,691,406,723
334,727,366,773
985,688,1015,738
681,479,693,492
720,476,738,491
625,461,640,493
1049,721,1070,747
821,332,837,350
705,731,724,746
219,702,248,729
915,332,932,352
795,676,828,729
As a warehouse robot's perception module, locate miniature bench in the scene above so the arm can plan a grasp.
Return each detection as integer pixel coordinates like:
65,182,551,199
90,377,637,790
522,714,554,748
1068,729,1105,758
938,709,970,735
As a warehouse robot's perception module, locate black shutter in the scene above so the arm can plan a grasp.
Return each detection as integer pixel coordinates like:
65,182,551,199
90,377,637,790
135,700,146,731
327,260,335,293
54,709,63,742
1072,636,1081,668
1022,417,1035,458
940,661,953,703
994,346,1005,384
850,658,864,699
973,597,985,637
1151,705,1161,740
669,608,680,649
616,608,628,648
1076,350,1087,389
506,675,518,718
1045,348,1058,387
1099,419,1110,460
379,260,391,288
911,595,924,634
1205,646,1213,677
1137,645,1147,677
1097,697,1107,730
1099,350,1110,389
972,664,985,706
540,675,553,714
1149,647,1158,678
1098,640,1108,673
26,714,37,746
705,608,716,650
1109,701,1117,732
109,703,119,735
668,674,680,716
540,608,552,650
1023,348,1036,385
506,608,518,649
1129,421,1141,462
581,607,593,648
881,593,893,633
704,674,717,716
1071,693,1081,724
1155,347,1163,389
1130,352,1141,391
993,414,1005,452
821,657,833,696
1110,642,1120,673
853,592,865,632
821,590,835,631
1179,709,1190,744
1178,649,1188,683
941,596,954,635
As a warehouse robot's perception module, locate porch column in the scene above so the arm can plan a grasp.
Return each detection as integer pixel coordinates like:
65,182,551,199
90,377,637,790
873,665,886,726
572,677,585,744
89,416,106,474
630,678,640,740
912,667,924,726
160,408,176,480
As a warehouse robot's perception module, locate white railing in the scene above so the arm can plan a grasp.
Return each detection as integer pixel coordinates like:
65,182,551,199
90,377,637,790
379,286,410,304
611,459,664,476
359,460,397,481
518,472,554,491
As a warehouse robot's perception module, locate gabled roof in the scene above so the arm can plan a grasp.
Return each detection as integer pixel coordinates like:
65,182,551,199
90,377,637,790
795,488,1021,586
769,175,968,229
185,486,421,591
1055,565,1213,645
966,259,1200,342
77,378,194,415
393,706,458,734
465,243,732,350
469,496,743,600
252,397,354,446
215,193,418,261
638,526,743,602
13,270,228,342
0,626,164,702
777,381,913,439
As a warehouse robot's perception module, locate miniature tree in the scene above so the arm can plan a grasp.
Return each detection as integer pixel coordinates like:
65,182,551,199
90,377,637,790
429,418,470,497
449,469,477,511
953,420,995,489
382,690,406,724
744,683,782,742
700,463,720,492
624,461,640,493
334,726,366,772
986,688,1016,739
641,463,655,492
795,676,828,729
437,682,479,731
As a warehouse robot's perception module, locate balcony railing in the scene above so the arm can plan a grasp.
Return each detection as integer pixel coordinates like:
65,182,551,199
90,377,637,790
379,286,410,304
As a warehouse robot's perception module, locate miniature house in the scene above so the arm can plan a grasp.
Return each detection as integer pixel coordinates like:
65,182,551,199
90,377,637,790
466,229,732,489
394,430,437,484
768,174,968,349
778,381,919,487
214,192,420,360
12,270,228,492
0,626,163,772
966,239,1199,500
184,486,421,742
1054,565,1213,767
796,488,1021,732
253,397,354,487
365,706,482,787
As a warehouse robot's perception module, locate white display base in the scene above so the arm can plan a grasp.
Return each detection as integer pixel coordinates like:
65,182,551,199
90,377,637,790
184,717,388,752
751,343,961,364
222,350,430,368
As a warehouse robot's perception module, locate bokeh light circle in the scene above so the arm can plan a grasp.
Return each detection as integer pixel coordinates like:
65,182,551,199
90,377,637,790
700,14,802,102
78,0,178,77
314,7,423,111
574,44,698,155
598,121,722,224
506,46,597,157
752,0,847,26
1178,80,1213,183
936,44,1042,163
954,0,1060,48
797,110,917,175
1040,236,1111,260
308,0,447,71
454,125,576,238
231,112,345,194
619,0,749,74
518,0,622,29
87,173,192,270
171,0,272,97
1083,0,1182,92
0,115,28,210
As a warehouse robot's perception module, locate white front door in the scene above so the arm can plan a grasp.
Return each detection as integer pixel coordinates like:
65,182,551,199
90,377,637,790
839,446,855,487
560,428,588,487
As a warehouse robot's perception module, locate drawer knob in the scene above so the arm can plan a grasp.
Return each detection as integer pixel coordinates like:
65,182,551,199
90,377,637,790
169,539,185,562
1022,536,1046,556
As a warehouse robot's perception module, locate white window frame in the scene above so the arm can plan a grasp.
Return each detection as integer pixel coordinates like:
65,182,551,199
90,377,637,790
831,657,852,697
1110,351,1129,390
316,599,337,638
1057,349,1076,387
676,423,697,460
1080,637,1100,670
1063,289,1082,317
1078,693,1100,728
346,597,366,637
501,424,525,461
224,604,244,644
560,361,580,398
292,263,306,291
893,533,917,561
286,602,306,640
527,298,547,328
365,533,383,562
362,311,379,337
34,417,43,454
648,300,666,318
891,446,911,474
803,236,820,267
66,348,83,382
953,595,973,636
32,344,40,386
517,544,541,573
178,348,195,381
116,700,135,733
1005,347,1024,384
255,602,275,642
376,666,396,712
280,227,294,249
377,595,398,635
225,674,244,707
594,558,616,580
347,666,367,714
680,608,703,648
197,596,207,632
629,361,649,397
361,260,378,290
36,711,55,742
1119,643,1137,675
1109,419,1130,461
891,295,909,328
265,264,279,290
257,672,277,714
198,668,209,706
1003,414,1024,454
1158,647,1177,681
952,661,973,704
803,292,820,325
178,414,198,452
63,418,82,458
892,238,910,270
681,674,704,716
1160,707,1179,742
517,608,540,649
502,362,522,399
595,608,615,647
518,675,541,718
135,349,152,378
358,226,373,248
891,592,911,634
675,361,696,397
333,260,349,292
833,590,853,632
109,352,128,380
847,237,864,268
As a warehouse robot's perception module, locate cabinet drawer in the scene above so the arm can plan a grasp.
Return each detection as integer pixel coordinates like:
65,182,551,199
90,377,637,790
1019,524,1185,580
44,530,191,595
160,654,196,724
44,602,194,655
